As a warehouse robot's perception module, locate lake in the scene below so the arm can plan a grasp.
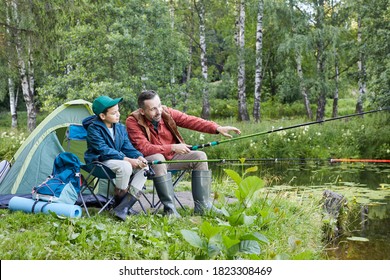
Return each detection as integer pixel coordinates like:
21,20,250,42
209,159,390,260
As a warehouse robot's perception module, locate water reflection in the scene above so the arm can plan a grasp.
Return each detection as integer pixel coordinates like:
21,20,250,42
209,161,390,260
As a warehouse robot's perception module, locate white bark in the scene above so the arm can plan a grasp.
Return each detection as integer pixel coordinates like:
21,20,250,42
253,0,263,122
169,0,175,85
296,52,312,119
198,0,210,119
6,2,18,128
237,0,249,121
356,15,365,114
11,0,36,131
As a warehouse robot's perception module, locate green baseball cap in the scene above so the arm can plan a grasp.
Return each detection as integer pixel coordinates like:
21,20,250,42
92,96,123,115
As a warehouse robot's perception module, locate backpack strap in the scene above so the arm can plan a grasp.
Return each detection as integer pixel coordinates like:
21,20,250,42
31,200,39,213
31,196,52,213
40,202,51,212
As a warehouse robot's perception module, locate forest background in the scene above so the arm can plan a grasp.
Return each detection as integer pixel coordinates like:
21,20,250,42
0,0,389,159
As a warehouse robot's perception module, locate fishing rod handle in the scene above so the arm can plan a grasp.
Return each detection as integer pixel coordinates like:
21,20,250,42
190,141,219,150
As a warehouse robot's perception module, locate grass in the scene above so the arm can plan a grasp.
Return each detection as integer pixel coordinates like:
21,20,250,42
0,186,325,260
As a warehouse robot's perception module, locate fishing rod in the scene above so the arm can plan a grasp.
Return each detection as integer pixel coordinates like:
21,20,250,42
147,158,313,165
148,159,227,165
330,158,390,163
148,158,321,165
190,107,390,150
148,157,390,165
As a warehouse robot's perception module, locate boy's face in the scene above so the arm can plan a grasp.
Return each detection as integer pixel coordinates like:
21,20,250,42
140,95,162,122
99,104,120,127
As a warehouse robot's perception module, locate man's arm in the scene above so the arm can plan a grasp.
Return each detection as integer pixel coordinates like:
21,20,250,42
169,108,219,133
170,108,241,137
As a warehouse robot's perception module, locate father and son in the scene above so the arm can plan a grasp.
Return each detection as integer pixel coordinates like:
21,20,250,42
84,90,241,221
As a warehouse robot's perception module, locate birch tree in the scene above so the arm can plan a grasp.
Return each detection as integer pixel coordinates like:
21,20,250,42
296,50,313,119
196,0,210,119
253,0,263,123
8,0,36,131
5,4,18,128
330,0,340,118
237,0,249,121
314,0,327,121
355,14,365,114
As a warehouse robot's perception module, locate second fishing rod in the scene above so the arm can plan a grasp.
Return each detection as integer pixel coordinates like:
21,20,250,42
189,107,389,150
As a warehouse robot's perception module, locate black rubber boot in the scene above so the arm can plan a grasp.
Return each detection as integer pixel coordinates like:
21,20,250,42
113,191,138,221
192,170,223,215
153,173,181,218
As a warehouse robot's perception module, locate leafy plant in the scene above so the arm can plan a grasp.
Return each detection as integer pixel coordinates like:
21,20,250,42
181,166,269,259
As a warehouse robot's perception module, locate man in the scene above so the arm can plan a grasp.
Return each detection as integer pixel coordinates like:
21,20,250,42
126,90,241,217
84,95,148,221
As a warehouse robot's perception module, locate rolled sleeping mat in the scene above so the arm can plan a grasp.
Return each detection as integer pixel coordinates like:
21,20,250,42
8,196,82,218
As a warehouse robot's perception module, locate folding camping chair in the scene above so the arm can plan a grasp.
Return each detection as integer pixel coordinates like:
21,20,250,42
65,124,147,217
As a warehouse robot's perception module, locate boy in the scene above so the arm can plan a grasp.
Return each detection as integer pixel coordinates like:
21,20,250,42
84,95,148,221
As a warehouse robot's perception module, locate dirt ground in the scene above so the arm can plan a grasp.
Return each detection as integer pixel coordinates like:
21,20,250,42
132,191,195,213
131,191,237,214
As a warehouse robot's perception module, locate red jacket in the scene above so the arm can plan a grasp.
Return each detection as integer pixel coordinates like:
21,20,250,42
126,106,219,159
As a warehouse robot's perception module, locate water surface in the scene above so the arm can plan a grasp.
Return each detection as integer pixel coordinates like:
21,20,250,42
210,160,390,260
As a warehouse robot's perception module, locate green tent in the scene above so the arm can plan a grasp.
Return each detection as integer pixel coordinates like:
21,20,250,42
0,100,93,195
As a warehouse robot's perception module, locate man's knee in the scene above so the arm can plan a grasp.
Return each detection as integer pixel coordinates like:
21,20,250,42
195,151,207,161
146,154,167,176
146,153,165,162
193,151,208,171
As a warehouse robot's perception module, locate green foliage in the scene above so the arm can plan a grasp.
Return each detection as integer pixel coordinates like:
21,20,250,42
37,0,188,111
180,167,269,260
0,111,47,161
0,130,27,160
179,106,390,161
179,167,323,260
0,163,325,260
1,0,389,118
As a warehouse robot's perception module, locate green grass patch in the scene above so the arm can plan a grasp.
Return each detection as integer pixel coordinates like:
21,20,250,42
0,174,325,260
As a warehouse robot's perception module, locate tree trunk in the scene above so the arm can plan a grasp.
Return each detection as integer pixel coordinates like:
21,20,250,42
186,5,194,83
356,15,365,114
332,50,339,118
183,2,195,113
253,0,263,123
6,4,18,128
169,0,176,86
315,0,326,121
8,78,18,129
237,0,249,121
12,0,37,131
296,52,312,120
197,0,210,120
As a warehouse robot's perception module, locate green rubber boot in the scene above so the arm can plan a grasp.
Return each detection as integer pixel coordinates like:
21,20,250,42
113,190,138,221
192,170,223,215
153,173,181,218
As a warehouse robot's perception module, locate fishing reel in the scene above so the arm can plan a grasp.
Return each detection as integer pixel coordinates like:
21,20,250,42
144,166,155,178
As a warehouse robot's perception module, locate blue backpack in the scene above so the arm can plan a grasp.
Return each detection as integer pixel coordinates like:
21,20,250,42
32,152,82,204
